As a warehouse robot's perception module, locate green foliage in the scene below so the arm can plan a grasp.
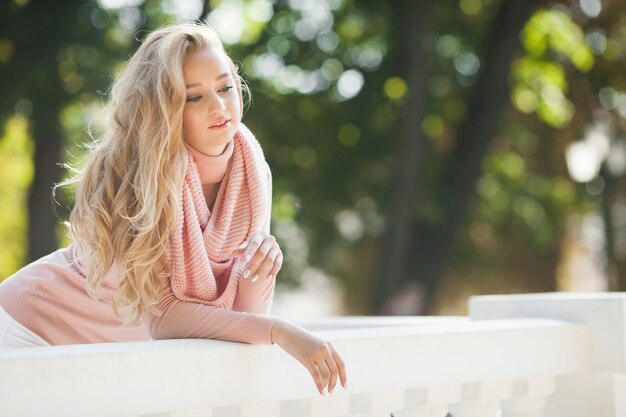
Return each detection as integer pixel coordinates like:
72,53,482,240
2,0,625,301
522,9,594,72
512,8,594,128
0,116,33,280
455,122,585,277
477,150,578,249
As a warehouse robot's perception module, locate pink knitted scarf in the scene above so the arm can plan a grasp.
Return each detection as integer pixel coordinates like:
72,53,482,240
165,123,271,308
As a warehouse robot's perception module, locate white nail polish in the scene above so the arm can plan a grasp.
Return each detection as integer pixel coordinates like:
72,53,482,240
252,275,259,282
267,275,272,281
243,269,250,278
245,254,251,263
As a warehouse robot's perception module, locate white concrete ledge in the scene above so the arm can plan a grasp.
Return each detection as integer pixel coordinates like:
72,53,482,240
470,292,626,371
0,318,586,417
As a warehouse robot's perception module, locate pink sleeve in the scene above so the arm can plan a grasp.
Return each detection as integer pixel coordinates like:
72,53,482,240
141,272,279,345
232,162,275,315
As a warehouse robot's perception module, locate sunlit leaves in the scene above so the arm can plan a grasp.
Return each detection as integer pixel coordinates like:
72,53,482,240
208,0,271,44
237,0,387,104
513,8,595,128
0,116,33,280
477,148,578,249
512,57,574,127
383,76,407,101
274,192,300,220
337,13,364,42
522,9,594,72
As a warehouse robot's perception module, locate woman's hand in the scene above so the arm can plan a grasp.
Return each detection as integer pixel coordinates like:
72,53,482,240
232,231,283,283
271,319,348,396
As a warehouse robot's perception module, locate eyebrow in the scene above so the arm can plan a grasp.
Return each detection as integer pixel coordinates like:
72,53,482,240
186,73,231,89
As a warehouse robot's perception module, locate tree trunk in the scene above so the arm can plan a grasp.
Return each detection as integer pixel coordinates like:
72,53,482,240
416,0,540,313
371,0,435,314
602,168,620,291
27,104,64,262
2,0,84,262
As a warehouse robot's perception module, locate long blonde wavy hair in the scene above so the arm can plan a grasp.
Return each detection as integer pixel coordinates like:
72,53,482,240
53,22,248,325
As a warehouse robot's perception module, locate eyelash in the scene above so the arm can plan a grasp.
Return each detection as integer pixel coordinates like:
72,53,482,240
186,85,235,102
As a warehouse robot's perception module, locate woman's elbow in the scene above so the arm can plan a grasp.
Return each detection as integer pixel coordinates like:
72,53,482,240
141,313,176,340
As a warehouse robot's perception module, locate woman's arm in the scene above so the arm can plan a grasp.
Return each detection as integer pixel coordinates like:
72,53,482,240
231,265,276,314
270,319,349,395
142,279,347,396
141,273,348,396
141,273,279,345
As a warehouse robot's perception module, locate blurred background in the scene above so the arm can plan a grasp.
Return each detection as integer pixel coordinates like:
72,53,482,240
0,0,624,317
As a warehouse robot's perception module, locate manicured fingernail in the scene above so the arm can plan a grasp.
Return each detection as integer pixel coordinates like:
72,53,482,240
329,387,334,393
267,274,272,281
243,269,250,278
252,274,259,282
245,254,251,263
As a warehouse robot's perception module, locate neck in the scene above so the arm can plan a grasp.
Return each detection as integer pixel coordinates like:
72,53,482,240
185,139,235,186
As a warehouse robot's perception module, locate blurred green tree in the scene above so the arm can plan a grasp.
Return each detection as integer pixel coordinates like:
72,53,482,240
1,0,625,319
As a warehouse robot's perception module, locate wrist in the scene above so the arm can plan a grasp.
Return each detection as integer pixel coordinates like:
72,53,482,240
270,318,283,345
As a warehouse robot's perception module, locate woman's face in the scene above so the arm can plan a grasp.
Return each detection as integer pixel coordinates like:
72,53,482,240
182,48,242,156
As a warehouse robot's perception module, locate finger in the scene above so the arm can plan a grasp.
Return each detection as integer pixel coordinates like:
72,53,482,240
246,237,274,280
306,363,325,396
243,232,266,264
324,352,339,394
329,343,348,389
253,248,279,282
241,233,266,279
267,251,283,281
232,242,248,257
315,358,332,395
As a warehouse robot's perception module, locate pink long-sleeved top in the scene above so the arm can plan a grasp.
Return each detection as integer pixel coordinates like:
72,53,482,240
0,140,279,346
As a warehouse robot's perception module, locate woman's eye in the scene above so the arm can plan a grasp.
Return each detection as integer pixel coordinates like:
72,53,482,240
220,85,234,92
186,96,201,102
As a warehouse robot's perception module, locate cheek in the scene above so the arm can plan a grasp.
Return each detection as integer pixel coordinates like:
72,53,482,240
227,94,242,118
181,114,189,135
182,111,197,132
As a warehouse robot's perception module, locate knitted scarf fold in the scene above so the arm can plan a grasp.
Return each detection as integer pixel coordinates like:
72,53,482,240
165,123,270,308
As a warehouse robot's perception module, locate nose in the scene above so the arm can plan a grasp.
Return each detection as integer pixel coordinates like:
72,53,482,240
208,92,226,114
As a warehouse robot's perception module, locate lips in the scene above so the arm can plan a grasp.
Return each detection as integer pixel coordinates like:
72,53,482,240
209,118,231,129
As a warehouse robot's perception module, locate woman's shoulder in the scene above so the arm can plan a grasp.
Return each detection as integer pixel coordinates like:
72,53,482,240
0,242,86,298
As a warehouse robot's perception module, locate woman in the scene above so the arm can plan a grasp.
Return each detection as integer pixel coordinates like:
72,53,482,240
0,22,347,396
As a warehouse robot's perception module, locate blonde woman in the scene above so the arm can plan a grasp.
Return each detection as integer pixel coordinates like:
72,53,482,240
0,22,347,396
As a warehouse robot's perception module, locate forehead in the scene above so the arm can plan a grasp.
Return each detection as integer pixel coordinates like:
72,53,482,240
183,48,232,78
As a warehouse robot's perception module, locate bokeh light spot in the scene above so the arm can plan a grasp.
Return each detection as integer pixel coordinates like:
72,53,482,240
383,77,407,101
